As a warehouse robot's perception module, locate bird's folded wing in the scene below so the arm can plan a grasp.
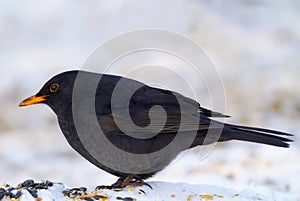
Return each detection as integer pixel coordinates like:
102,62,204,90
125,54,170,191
94,81,227,135
97,106,225,134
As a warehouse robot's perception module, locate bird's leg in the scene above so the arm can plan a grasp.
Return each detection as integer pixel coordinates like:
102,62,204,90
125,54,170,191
110,176,133,188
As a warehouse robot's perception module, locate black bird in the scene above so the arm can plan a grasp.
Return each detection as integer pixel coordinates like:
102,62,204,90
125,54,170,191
19,70,292,188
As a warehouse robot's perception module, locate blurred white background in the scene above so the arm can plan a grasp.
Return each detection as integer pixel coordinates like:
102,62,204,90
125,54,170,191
0,0,299,200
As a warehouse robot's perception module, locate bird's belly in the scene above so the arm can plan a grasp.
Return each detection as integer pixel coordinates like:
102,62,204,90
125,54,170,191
58,116,182,177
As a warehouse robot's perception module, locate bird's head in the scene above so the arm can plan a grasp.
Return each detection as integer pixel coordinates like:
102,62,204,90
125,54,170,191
19,70,80,114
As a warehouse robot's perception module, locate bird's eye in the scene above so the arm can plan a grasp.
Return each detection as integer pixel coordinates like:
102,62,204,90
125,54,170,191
50,83,59,93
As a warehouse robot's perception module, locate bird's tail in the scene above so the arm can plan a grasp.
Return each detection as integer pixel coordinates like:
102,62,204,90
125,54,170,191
221,124,293,148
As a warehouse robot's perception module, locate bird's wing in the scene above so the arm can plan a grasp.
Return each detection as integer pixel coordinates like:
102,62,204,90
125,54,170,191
94,76,227,134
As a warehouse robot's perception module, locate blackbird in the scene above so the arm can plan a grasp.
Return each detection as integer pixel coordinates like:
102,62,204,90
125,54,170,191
19,70,292,188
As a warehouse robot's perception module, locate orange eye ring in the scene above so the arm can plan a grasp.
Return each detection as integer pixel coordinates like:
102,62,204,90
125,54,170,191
50,83,59,93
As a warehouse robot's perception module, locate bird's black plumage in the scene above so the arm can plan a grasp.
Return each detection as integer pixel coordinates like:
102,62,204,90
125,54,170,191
19,70,293,188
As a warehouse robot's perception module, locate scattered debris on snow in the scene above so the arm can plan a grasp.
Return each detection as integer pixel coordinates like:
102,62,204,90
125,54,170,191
0,179,290,201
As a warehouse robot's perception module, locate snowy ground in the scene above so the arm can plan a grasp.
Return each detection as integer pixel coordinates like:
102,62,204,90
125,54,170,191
0,180,293,201
0,1,299,201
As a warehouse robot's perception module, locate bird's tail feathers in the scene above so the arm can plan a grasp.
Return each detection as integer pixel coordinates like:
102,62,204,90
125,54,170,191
221,123,293,148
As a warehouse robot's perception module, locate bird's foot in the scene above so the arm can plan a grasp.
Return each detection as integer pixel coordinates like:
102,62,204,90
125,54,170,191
95,185,119,191
126,179,152,189
95,176,152,191
95,176,133,191
127,179,152,189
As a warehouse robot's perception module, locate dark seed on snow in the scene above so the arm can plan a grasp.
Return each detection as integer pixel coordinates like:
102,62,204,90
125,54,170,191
83,197,94,201
34,184,42,189
94,195,107,199
27,188,38,198
43,180,53,187
116,197,135,201
95,185,108,190
62,190,70,197
15,190,22,198
22,179,35,188
35,184,48,190
0,193,4,200
79,187,87,192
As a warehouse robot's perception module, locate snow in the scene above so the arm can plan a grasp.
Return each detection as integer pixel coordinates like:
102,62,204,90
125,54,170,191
1,181,295,201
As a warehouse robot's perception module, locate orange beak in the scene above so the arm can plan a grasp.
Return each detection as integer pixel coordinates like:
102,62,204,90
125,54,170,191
19,95,49,107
